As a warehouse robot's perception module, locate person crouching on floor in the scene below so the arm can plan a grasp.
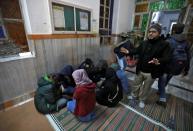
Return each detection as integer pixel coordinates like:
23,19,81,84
67,69,96,122
34,74,68,114
96,67,123,107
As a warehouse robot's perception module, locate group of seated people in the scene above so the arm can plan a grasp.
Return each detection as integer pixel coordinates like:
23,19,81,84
34,58,127,122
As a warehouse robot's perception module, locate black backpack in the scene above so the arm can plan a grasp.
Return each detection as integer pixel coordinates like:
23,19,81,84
167,37,188,75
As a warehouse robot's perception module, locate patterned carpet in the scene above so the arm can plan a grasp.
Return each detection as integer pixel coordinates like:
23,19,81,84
48,104,166,131
121,91,193,131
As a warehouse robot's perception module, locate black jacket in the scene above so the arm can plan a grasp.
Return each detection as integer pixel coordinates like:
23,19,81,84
96,68,123,107
129,37,172,78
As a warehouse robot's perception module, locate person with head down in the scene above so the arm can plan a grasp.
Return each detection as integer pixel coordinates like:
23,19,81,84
67,69,96,122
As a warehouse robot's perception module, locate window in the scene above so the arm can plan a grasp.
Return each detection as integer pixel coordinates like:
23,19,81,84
99,0,114,45
99,0,113,35
76,8,91,31
52,2,91,32
0,0,29,58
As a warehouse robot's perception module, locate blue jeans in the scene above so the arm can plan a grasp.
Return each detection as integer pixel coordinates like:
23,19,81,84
67,99,95,122
116,70,130,94
158,73,173,100
116,56,127,70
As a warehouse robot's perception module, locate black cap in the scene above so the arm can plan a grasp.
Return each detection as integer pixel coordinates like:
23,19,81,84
149,23,162,34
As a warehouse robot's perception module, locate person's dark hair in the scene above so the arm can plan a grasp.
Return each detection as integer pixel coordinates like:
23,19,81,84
52,74,65,87
172,23,185,34
79,58,94,69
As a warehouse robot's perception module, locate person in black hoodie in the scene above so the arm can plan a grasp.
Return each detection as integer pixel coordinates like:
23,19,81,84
126,23,171,108
96,68,123,107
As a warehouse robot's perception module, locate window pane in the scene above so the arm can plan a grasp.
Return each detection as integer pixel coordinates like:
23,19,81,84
64,5,75,31
135,3,148,13
100,18,104,28
141,14,148,32
52,3,75,31
100,0,104,5
76,8,91,31
105,8,109,18
106,0,110,7
134,15,140,27
100,6,104,17
105,19,109,28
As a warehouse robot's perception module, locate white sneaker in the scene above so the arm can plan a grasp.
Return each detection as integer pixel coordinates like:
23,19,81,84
139,101,145,108
127,95,133,100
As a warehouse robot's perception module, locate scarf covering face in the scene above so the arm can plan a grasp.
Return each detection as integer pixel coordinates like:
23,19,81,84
72,69,92,85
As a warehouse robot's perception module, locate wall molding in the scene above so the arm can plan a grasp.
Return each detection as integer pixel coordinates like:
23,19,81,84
27,34,97,40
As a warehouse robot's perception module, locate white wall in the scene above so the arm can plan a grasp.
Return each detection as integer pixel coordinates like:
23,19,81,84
112,0,135,34
20,0,100,34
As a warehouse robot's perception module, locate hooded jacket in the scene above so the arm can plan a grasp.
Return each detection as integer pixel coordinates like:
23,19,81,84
73,83,96,116
96,68,123,107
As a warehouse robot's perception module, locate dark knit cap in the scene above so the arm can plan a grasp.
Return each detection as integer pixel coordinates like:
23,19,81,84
172,23,185,34
149,23,162,34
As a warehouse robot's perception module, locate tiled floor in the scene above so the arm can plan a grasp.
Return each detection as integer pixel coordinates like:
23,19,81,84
0,100,53,131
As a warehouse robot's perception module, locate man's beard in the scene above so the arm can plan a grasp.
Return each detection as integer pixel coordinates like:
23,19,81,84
148,36,159,43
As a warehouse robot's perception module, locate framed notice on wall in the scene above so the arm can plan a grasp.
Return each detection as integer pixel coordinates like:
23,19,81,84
76,8,91,31
52,3,75,31
80,12,89,30
52,4,65,30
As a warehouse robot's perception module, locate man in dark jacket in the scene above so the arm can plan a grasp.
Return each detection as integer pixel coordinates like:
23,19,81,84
157,23,190,107
126,23,171,108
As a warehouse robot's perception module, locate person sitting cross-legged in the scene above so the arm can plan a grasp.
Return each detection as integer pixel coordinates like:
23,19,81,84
67,69,96,122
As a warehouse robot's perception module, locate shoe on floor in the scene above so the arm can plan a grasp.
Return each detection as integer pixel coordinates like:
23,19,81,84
139,101,145,108
156,100,166,108
127,95,134,100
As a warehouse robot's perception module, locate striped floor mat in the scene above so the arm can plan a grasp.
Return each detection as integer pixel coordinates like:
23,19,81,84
121,92,193,131
48,104,165,131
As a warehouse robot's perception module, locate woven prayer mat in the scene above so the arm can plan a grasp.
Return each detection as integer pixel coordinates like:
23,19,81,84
47,104,165,131
121,91,193,131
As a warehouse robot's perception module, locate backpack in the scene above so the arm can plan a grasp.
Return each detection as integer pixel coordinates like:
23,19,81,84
167,37,188,75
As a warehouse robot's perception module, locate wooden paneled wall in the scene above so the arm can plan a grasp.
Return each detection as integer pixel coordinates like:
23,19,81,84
0,36,115,104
